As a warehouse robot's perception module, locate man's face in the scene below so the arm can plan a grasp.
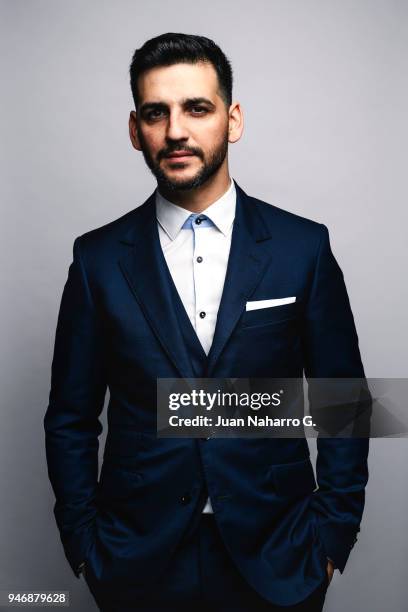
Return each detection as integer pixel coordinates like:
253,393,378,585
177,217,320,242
130,62,230,191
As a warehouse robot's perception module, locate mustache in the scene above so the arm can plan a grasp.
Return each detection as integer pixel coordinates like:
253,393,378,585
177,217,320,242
159,146,203,160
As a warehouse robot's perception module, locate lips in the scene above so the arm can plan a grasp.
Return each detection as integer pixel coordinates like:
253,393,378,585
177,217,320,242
165,151,195,158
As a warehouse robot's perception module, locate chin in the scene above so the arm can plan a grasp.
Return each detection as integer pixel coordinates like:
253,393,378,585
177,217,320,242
163,169,201,186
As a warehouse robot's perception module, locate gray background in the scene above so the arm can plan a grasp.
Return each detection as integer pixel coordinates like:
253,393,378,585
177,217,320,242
1,0,407,610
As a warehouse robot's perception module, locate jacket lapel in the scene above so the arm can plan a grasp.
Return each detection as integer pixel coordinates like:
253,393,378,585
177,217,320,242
118,192,197,378
205,181,273,376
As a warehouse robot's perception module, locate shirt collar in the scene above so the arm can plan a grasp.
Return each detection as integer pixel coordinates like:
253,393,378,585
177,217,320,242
155,177,236,241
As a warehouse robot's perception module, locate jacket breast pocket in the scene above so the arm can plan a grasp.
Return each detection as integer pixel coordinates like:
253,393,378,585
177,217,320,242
269,458,317,498
240,301,298,329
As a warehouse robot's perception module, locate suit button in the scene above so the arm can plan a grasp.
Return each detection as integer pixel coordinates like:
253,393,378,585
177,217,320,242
180,494,192,505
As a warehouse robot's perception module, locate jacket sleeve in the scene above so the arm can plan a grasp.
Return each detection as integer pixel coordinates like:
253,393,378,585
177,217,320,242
302,224,370,573
43,236,107,578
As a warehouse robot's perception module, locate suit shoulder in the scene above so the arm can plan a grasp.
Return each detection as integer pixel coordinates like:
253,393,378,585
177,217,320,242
252,196,324,230
250,196,327,242
77,207,139,244
73,197,151,254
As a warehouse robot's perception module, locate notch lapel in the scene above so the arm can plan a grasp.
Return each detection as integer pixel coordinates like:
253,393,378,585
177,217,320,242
118,192,197,378
205,182,273,376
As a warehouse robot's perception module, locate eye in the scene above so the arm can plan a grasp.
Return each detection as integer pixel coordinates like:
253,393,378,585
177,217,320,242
190,106,207,115
146,109,166,120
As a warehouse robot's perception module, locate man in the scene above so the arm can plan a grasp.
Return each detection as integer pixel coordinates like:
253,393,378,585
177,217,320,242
44,33,369,611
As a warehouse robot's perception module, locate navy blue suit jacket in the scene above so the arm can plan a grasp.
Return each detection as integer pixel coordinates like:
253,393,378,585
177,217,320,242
44,180,369,606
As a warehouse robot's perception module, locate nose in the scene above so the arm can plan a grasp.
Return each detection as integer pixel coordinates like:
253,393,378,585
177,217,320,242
165,109,189,141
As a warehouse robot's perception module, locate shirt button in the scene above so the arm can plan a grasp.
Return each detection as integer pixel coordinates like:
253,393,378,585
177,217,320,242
195,217,202,225
180,494,191,505
199,311,206,319
196,256,203,263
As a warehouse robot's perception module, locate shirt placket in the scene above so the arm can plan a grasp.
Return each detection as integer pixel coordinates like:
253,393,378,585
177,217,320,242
191,215,211,355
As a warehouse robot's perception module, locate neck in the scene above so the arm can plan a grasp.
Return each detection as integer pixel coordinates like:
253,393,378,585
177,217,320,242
157,167,231,213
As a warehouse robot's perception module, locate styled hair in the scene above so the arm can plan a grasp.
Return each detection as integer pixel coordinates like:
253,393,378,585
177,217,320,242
129,32,233,109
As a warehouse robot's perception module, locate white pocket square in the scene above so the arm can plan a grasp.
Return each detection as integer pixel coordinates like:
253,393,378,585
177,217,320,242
245,297,296,311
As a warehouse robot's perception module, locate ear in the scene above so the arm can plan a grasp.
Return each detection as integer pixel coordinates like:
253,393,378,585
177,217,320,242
129,111,141,151
228,102,244,144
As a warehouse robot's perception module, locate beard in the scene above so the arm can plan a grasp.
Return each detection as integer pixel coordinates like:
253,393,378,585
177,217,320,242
136,126,229,192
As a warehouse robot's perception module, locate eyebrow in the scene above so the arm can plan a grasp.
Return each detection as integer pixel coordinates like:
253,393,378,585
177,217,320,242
139,97,216,115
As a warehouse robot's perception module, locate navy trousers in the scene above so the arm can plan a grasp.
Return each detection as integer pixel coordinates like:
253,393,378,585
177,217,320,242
86,514,329,611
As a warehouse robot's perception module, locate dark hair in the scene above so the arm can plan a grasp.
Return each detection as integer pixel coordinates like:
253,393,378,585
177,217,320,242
129,32,233,110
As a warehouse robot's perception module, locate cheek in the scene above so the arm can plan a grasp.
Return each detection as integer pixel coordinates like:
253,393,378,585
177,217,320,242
203,121,228,148
139,128,163,155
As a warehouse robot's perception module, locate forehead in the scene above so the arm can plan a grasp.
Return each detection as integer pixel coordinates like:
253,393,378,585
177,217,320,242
137,61,220,104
